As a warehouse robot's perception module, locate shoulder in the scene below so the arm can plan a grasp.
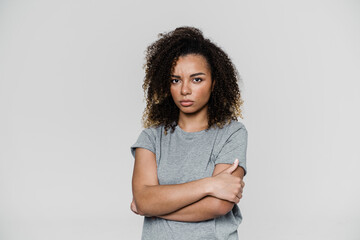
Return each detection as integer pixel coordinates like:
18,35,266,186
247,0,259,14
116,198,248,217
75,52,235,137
139,124,165,140
227,120,246,131
210,120,247,150
131,125,164,157
212,120,248,153
219,120,247,138
211,120,248,168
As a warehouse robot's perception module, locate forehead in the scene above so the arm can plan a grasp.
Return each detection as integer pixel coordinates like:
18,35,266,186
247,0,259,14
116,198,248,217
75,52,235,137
172,54,210,73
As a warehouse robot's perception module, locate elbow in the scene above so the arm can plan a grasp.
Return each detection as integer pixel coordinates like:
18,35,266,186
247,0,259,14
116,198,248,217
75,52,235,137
132,187,152,216
135,204,151,217
133,195,156,217
135,203,146,216
133,198,150,216
214,199,235,217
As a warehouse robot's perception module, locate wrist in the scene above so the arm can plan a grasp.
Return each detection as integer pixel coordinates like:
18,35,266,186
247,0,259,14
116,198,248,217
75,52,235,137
203,177,214,196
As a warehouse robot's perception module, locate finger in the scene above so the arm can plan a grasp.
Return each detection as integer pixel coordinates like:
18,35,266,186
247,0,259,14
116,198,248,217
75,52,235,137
241,180,245,188
225,159,239,174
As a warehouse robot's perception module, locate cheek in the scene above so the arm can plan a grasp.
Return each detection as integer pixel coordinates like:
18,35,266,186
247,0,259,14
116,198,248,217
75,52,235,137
196,86,212,101
170,86,177,99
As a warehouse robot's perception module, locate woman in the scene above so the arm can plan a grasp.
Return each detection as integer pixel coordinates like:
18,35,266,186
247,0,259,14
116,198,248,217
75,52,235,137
130,26,248,240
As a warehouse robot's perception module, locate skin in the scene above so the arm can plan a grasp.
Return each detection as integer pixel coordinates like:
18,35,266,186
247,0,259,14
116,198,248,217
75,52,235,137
131,54,245,222
170,54,214,132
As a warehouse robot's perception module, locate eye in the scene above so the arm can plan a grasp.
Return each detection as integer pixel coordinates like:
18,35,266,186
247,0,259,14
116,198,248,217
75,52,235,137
193,78,202,83
171,79,180,84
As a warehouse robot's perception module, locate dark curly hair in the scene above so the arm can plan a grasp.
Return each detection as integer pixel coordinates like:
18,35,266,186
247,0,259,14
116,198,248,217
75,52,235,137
142,26,244,133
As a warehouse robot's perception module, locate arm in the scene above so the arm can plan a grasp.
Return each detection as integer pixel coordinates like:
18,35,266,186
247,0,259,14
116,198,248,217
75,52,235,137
155,164,245,222
132,148,242,217
132,148,212,216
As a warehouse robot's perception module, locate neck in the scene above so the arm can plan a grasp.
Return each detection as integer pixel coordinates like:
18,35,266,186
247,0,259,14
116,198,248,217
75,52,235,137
177,107,209,132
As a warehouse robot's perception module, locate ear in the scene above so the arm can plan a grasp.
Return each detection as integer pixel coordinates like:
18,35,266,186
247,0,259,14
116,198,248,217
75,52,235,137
211,79,216,92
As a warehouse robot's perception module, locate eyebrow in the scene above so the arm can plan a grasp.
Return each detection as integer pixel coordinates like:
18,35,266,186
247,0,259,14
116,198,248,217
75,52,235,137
171,72,206,78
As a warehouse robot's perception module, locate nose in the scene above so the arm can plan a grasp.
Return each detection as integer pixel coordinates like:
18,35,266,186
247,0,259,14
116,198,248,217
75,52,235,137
181,81,191,95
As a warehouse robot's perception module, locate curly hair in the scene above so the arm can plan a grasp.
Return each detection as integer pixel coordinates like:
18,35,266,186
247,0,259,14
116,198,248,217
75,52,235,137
142,26,244,134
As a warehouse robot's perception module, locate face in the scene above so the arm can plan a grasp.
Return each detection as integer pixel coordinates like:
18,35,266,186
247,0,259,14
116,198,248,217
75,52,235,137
170,54,214,116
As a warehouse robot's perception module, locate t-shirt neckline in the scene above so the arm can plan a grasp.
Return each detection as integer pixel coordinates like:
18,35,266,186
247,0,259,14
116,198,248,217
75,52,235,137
175,125,208,136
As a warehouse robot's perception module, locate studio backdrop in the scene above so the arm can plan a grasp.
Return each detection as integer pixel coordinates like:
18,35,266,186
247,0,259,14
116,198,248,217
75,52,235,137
0,0,359,239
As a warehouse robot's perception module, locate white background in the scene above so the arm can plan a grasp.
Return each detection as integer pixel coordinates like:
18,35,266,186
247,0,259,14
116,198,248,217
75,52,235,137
1,0,359,239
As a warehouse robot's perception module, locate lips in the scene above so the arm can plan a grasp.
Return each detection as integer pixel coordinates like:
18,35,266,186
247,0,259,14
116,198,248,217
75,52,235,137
180,100,194,107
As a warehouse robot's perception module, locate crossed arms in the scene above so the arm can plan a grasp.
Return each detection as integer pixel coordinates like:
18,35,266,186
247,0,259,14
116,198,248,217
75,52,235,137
131,148,245,222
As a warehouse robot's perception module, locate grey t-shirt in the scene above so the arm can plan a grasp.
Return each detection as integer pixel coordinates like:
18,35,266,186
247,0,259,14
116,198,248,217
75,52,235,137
131,120,248,240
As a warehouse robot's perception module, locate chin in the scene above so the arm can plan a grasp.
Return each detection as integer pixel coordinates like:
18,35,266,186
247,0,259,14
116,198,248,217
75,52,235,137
180,109,196,114
178,107,196,114
181,108,203,115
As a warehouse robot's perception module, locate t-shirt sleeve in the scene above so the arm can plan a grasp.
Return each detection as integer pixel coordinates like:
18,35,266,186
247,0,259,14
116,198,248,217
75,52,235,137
214,126,248,176
130,129,156,158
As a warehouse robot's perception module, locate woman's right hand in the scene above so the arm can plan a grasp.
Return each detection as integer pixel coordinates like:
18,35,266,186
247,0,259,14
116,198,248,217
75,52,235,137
209,159,244,203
